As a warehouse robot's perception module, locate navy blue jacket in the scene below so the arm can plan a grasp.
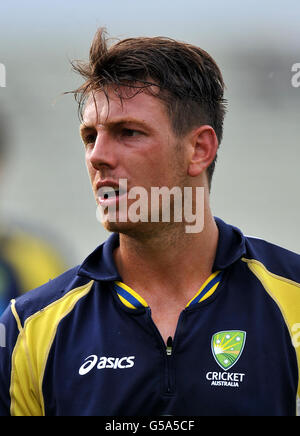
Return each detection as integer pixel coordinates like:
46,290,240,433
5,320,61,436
0,217,299,416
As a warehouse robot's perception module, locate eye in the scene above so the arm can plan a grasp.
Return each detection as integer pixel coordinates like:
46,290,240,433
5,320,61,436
121,128,142,138
83,133,97,146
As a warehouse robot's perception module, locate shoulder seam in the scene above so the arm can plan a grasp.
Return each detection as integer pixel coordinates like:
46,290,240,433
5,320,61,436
10,300,41,415
242,256,300,399
10,300,23,333
9,280,94,416
241,257,300,288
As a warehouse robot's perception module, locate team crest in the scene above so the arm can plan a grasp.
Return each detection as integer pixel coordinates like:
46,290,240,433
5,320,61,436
211,330,246,371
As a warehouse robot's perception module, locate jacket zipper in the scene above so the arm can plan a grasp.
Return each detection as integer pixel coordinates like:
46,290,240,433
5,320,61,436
166,336,173,356
146,308,177,394
166,336,173,394
145,307,185,395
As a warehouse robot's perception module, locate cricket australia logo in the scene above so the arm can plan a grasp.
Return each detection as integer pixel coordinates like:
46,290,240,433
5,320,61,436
212,330,246,370
206,330,246,388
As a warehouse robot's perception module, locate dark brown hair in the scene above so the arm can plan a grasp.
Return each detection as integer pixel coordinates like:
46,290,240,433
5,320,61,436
70,28,227,188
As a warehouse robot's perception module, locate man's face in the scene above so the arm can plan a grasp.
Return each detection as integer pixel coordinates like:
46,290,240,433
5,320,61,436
81,87,189,235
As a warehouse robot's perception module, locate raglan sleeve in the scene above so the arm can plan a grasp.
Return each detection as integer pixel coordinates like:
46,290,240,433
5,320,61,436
0,302,19,416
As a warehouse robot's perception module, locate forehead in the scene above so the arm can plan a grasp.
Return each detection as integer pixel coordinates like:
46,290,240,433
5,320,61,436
82,86,168,127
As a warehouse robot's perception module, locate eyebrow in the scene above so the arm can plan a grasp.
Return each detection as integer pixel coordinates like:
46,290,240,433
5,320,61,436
80,118,150,135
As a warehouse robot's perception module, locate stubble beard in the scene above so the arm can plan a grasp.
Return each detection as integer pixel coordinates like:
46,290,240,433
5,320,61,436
100,180,189,244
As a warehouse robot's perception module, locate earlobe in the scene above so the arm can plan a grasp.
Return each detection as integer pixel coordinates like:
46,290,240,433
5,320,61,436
187,126,218,177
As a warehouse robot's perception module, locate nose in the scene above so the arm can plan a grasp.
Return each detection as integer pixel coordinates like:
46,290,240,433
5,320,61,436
88,130,118,170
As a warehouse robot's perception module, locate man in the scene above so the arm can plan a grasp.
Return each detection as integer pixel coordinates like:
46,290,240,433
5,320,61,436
0,112,68,315
0,28,299,416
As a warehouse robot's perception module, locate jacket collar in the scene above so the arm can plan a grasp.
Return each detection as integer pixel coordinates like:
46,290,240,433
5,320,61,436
212,217,246,270
77,217,246,281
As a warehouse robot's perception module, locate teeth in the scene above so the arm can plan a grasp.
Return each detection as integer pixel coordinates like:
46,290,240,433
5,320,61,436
98,186,124,199
104,186,118,191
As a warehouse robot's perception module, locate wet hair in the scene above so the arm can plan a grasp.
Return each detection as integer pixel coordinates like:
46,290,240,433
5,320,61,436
70,28,227,187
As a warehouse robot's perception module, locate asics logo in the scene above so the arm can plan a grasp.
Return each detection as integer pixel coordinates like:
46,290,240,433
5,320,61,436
79,355,135,375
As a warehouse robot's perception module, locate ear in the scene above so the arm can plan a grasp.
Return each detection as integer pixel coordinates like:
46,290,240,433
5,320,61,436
187,125,219,178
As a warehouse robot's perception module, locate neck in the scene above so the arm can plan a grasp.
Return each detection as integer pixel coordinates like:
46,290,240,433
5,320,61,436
114,207,219,300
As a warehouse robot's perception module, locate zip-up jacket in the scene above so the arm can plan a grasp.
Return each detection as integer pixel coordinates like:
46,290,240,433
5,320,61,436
0,217,299,416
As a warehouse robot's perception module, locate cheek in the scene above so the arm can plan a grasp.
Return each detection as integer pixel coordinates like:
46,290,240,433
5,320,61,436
86,158,96,181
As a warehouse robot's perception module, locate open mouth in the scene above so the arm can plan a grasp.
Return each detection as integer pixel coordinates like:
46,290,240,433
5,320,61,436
97,186,127,203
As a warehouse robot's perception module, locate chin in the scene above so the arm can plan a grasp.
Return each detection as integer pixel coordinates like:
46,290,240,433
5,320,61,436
100,217,137,234
100,218,152,238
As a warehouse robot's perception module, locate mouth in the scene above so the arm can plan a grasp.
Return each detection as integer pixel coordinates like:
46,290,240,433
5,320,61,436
97,183,127,205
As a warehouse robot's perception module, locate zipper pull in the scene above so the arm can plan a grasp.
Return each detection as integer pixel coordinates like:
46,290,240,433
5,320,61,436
166,336,173,356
